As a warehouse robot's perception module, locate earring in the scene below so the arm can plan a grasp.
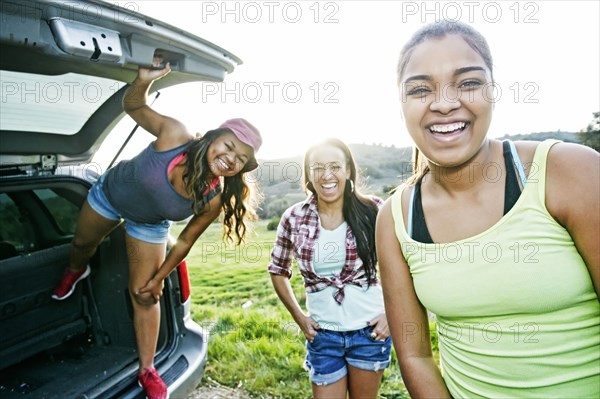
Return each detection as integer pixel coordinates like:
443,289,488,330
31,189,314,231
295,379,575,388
348,179,354,193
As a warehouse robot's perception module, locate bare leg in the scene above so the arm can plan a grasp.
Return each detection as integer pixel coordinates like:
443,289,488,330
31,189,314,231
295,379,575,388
313,375,348,399
347,365,384,399
70,200,121,271
125,234,166,372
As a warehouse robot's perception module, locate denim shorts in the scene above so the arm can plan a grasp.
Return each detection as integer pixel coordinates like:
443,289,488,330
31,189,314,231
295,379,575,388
304,326,392,386
87,173,171,244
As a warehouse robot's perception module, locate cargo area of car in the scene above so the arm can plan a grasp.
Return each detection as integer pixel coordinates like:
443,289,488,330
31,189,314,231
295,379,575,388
1,341,139,397
0,177,169,399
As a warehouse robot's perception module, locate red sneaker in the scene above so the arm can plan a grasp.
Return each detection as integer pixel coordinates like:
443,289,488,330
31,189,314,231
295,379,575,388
138,368,168,399
51,265,91,300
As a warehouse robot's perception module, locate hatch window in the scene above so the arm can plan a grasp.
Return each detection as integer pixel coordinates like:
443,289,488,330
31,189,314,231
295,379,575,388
0,70,124,135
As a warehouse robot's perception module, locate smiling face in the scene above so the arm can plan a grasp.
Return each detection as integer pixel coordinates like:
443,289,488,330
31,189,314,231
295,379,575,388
399,34,494,168
206,131,254,177
307,145,351,207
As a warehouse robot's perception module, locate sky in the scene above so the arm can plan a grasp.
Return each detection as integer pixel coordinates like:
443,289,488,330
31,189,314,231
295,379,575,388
100,0,600,162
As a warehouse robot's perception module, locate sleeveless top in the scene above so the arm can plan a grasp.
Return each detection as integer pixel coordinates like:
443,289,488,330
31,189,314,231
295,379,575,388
103,142,221,224
391,140,600,398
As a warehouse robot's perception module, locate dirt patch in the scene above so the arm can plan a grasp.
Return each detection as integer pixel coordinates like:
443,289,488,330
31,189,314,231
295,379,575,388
186,378,254,399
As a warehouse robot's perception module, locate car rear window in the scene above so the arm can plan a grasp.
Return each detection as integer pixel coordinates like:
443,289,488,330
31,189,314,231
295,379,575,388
35,189,79,234
0,70,125,135
0,189,79,259
0,193,29,256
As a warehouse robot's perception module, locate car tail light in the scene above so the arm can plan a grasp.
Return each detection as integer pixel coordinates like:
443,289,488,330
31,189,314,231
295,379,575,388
177,260,191,303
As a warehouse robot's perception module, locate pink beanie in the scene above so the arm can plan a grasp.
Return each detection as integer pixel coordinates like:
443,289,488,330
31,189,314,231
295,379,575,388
219,118,262,171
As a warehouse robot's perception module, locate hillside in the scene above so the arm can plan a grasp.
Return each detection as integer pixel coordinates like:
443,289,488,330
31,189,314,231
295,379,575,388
495,131,582,143
255,144,412,194
253,131,583,219
251,144,412,219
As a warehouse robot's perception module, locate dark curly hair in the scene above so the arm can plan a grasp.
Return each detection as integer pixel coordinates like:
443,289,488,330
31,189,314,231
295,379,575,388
182,128,258,244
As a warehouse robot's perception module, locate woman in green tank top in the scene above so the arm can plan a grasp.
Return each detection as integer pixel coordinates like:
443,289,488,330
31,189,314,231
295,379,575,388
376,20,599,398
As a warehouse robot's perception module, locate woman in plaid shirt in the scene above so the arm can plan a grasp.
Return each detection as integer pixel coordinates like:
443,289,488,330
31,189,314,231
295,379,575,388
268,138,391,399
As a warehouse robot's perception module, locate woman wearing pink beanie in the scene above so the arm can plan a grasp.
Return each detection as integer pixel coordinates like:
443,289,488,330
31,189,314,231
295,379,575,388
51,60,262,399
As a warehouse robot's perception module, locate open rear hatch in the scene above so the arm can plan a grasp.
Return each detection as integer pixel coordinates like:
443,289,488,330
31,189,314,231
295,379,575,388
1,0,241,166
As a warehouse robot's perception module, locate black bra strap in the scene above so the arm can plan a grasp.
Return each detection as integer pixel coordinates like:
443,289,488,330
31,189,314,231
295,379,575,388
502,140,522,215
411,178,434,244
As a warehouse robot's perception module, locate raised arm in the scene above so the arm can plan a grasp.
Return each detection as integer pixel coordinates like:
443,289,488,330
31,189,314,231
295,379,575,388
545,142,600,297
376,199,451,398
123,59,191,149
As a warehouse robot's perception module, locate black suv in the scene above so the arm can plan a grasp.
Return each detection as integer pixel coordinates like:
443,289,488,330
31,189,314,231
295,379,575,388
0,1,242,397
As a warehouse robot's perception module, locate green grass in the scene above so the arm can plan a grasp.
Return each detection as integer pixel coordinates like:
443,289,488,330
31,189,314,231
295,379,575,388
173,220,410,398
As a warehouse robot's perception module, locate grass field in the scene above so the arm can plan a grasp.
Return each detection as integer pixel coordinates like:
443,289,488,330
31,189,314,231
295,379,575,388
172,220,411,399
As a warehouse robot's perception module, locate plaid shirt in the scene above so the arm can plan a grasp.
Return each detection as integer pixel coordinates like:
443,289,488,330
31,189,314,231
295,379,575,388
268,195,383,304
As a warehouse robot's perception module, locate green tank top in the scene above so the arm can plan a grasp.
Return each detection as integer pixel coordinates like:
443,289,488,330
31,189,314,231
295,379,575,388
391,140,600,398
